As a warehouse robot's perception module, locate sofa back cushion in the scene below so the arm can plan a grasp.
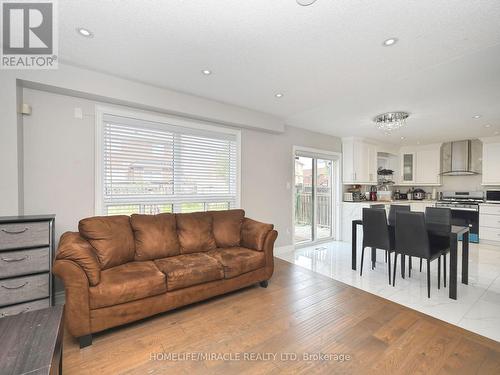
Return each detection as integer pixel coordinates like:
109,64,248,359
210,209,245,248
130,213,180,260
79,215,135,269
176,212,216,254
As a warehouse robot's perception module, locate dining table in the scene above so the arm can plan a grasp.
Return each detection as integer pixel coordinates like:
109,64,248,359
351,219,469,300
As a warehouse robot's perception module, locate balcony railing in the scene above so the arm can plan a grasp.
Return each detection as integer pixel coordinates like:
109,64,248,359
295,189,331,228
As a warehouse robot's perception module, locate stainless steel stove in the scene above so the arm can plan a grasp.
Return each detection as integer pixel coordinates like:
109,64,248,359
436,191,483,242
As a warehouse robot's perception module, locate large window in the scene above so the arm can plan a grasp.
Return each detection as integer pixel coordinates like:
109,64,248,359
96,109,240,215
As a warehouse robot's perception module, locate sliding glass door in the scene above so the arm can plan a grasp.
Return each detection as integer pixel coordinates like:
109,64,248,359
316,159,333,240
294,155,334,244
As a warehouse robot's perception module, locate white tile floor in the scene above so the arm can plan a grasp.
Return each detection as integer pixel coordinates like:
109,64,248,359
276,239,500,342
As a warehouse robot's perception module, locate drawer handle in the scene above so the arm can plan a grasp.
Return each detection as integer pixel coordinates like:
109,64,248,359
1,227,29,235
1,307,30,317
1,256,27,262
1,282,27,290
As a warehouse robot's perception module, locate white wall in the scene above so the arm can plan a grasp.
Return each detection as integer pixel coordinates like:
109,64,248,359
0,63,284,217
241,126,342,246
22,88,342,248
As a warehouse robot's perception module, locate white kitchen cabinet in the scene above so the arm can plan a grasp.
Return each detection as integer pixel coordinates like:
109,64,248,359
342,138,377,185
341,202,370,242
410,201,435,212
482,141,500,185
416,147,441,185
480,203,500,243
400,152,416,184
398,144,441,186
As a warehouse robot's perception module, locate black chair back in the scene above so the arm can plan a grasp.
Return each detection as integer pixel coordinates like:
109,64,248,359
388,205,410,226
395,211,431,258
425,207,451,235
362,208,390,250
371,204,385,209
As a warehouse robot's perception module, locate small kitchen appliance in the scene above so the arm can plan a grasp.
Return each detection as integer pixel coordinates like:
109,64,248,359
486,190,500,204
413,188,426,200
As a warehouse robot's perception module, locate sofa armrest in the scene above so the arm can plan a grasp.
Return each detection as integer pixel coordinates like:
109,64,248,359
53,259,91,338
241,218,274,251
56,232,101,286
262,229,278,275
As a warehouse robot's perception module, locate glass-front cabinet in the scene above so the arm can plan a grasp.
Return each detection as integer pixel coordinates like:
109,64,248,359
401,152,415,183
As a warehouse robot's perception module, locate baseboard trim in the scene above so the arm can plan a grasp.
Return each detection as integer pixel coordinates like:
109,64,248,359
274,245,294,256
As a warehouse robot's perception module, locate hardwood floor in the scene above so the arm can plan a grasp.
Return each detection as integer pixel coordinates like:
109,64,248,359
63,259,500,374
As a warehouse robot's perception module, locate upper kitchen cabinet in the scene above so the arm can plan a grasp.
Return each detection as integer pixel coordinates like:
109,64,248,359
482,138,500,185
398,144,442,186
342,137,377,184
400,151,416,184
416,145,442,185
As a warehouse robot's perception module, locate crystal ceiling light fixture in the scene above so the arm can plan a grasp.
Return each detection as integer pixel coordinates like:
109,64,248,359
297,0,318,6
373,111,409,132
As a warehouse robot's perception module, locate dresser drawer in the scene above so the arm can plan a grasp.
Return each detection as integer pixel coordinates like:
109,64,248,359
0,298,50,318
480,227,500,242
0,248,50,279
0,221,50,250
0,274,49,307
480,205,500,216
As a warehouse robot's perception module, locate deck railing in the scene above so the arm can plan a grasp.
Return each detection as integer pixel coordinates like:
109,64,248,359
295,188,331,228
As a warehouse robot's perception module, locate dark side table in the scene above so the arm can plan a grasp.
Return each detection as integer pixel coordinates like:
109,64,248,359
0,305,64,374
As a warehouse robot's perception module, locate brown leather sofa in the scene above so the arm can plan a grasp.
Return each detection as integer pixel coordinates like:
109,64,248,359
53,209,277,348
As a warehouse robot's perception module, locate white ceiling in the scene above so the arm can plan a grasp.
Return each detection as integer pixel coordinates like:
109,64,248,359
59,0,500,144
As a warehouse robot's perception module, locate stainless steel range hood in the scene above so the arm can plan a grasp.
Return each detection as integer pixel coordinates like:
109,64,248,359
441,139,482,176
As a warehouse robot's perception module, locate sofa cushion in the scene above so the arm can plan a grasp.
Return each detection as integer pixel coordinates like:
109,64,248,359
207,247,266,279
154,253,224,291
210,209,245,248
241,218,274,251
130,213,180,261
176,212,217,254
89,261,166,309
79,215,135,269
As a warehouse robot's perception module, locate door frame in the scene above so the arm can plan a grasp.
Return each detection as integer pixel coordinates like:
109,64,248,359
292,146,342,247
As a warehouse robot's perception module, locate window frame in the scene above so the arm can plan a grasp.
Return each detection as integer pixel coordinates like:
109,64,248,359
95,105,241,216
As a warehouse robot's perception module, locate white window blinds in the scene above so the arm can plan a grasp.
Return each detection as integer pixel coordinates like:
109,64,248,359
99,113,239,215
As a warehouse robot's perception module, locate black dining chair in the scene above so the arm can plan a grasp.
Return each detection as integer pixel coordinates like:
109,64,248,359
361,207,394,284
425,207,452,287
388,205,411,275
388,205,411,226
393,211,449,297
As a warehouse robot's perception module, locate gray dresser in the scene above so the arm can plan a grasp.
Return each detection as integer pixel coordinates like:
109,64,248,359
0,215,55,318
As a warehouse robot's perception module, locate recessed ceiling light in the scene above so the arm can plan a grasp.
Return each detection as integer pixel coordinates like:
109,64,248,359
296,0,318,6
201,69,212,75
383,38,398,47
76,27,93,38
473,115,482,119
400,136,405,140
275,93,284,98
485,124,492,128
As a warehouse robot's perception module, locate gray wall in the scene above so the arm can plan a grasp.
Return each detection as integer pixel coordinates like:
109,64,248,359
22,88,342,250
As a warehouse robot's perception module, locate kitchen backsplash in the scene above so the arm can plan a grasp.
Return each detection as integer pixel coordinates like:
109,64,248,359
396,175,500,194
